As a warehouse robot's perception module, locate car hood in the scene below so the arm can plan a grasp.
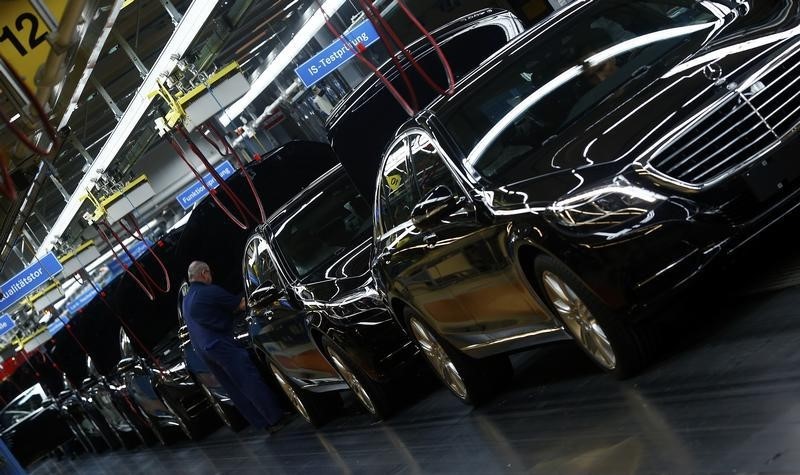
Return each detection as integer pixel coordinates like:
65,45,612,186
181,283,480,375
485,0,800,208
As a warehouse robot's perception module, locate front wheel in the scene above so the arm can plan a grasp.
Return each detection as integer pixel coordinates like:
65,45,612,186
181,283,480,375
324,342,393,420
201,385,247,431
406,311,511,406
269,363,341,427
535,255,651,378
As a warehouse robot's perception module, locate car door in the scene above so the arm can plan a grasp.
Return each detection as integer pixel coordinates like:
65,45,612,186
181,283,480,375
404,130,555,352
243,233,337,383
376,135,482,349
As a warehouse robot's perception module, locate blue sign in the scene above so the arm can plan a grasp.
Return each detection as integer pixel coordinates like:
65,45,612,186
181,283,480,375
0,253,63,313
66,287,98,315
295,20,380,88
48,315,68,335
175,160,236,210
0,314,14,337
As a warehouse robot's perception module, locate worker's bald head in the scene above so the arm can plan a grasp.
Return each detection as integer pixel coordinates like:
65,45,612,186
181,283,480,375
187,261,211,283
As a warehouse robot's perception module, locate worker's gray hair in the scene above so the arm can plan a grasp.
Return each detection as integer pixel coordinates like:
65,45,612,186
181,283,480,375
187,261,209,281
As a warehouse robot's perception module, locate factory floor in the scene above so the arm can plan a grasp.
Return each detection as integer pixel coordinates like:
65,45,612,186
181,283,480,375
29,217,800,474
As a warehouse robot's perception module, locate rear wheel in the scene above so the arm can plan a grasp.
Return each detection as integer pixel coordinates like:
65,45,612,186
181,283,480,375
535,255,651,378
269,363,341,427
406,311,511,405
159,390,205,441
201,385,247,431
324,343,393,420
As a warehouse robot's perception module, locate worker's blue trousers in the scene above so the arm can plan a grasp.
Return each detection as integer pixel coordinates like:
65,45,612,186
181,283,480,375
199,339,284,429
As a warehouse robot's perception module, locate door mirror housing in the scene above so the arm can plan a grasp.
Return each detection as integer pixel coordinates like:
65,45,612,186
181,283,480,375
411,186,463,229
115,357,137,374
248,281,283,309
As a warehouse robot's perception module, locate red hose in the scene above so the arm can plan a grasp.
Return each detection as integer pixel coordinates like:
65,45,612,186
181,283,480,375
169,131,250,229
121,215,171,294
361,0,455,96
315,0,417,116
95,221,157,301
0,55,60,156
0,149,17,201
204,122,267,224
80,273,164,371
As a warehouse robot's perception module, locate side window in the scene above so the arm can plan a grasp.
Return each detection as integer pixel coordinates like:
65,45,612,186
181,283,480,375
378,139,417,234
407,132,461,200
243,235,277,297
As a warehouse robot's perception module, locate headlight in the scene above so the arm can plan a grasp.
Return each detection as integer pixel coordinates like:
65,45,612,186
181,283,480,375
551,178,665,228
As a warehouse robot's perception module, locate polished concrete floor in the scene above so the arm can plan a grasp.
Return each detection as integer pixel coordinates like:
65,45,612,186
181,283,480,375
29,219,800,474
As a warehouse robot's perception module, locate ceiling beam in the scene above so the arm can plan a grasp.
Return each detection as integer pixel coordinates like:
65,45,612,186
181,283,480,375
35,0,220,259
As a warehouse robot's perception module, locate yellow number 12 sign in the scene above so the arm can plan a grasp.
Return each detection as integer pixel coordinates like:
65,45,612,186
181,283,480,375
0,0,67,90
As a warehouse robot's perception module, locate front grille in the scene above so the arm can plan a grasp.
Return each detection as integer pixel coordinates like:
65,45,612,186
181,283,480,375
649,47,800,186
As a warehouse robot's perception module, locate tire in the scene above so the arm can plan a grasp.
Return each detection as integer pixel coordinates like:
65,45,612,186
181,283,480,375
113,398,151,447
201,384,247,431
269,363,341,427
405,309,512,406
322,341,393,420
534,254,651,378
159,390,205,441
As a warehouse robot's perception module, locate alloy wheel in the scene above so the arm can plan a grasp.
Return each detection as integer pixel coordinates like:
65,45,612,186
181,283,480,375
270,364,311,423
541,271,617,370
327,348,377,416
409,317,468,400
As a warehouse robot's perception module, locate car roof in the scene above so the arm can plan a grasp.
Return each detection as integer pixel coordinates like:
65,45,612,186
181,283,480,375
325,8,522,133
425,1,586,117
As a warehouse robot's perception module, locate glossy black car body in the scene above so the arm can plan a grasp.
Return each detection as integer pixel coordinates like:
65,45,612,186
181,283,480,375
372,0,800,399
116,328,213,443
0,383,74,466
244,165,419,421
328,8,525,200
80,357,152,447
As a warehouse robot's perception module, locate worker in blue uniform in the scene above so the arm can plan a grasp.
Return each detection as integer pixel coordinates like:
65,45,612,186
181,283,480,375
182,260,287,432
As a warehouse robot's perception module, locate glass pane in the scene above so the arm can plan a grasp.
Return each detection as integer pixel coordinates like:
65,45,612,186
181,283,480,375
273,173,371,279
408,132,460,199
379,139,416,233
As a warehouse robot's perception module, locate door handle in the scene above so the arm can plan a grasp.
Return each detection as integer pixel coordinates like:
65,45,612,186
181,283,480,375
423,232,437,246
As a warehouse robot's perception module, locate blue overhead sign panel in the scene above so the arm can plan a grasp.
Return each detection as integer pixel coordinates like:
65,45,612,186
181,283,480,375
175,160,236,210
295,20,380,88
0,314,14,337
66,287,99,315
48,316,68,335
0,253,62,313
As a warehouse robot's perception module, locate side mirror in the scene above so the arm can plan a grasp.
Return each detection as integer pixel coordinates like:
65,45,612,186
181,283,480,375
411,186,462,229
115,357,136,374
248,281,283,309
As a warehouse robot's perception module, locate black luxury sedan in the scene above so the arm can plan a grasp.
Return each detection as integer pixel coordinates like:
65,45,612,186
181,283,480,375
371,0,800,403
243,165,420,422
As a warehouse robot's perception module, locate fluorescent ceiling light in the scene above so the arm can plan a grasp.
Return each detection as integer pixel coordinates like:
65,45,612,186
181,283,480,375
219,0,347,126
9,113,20,123
36,0,219,259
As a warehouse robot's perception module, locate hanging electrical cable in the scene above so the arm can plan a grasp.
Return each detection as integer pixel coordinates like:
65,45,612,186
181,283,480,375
77,272,164,371
0,55,61,157
314,0,456,117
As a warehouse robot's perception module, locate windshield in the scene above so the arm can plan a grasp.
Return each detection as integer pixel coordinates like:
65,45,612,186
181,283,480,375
442,0,720,182
272,172,371,279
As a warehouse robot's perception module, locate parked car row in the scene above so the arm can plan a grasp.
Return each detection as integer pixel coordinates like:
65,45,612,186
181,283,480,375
7,0,800,463
241,0,800,412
